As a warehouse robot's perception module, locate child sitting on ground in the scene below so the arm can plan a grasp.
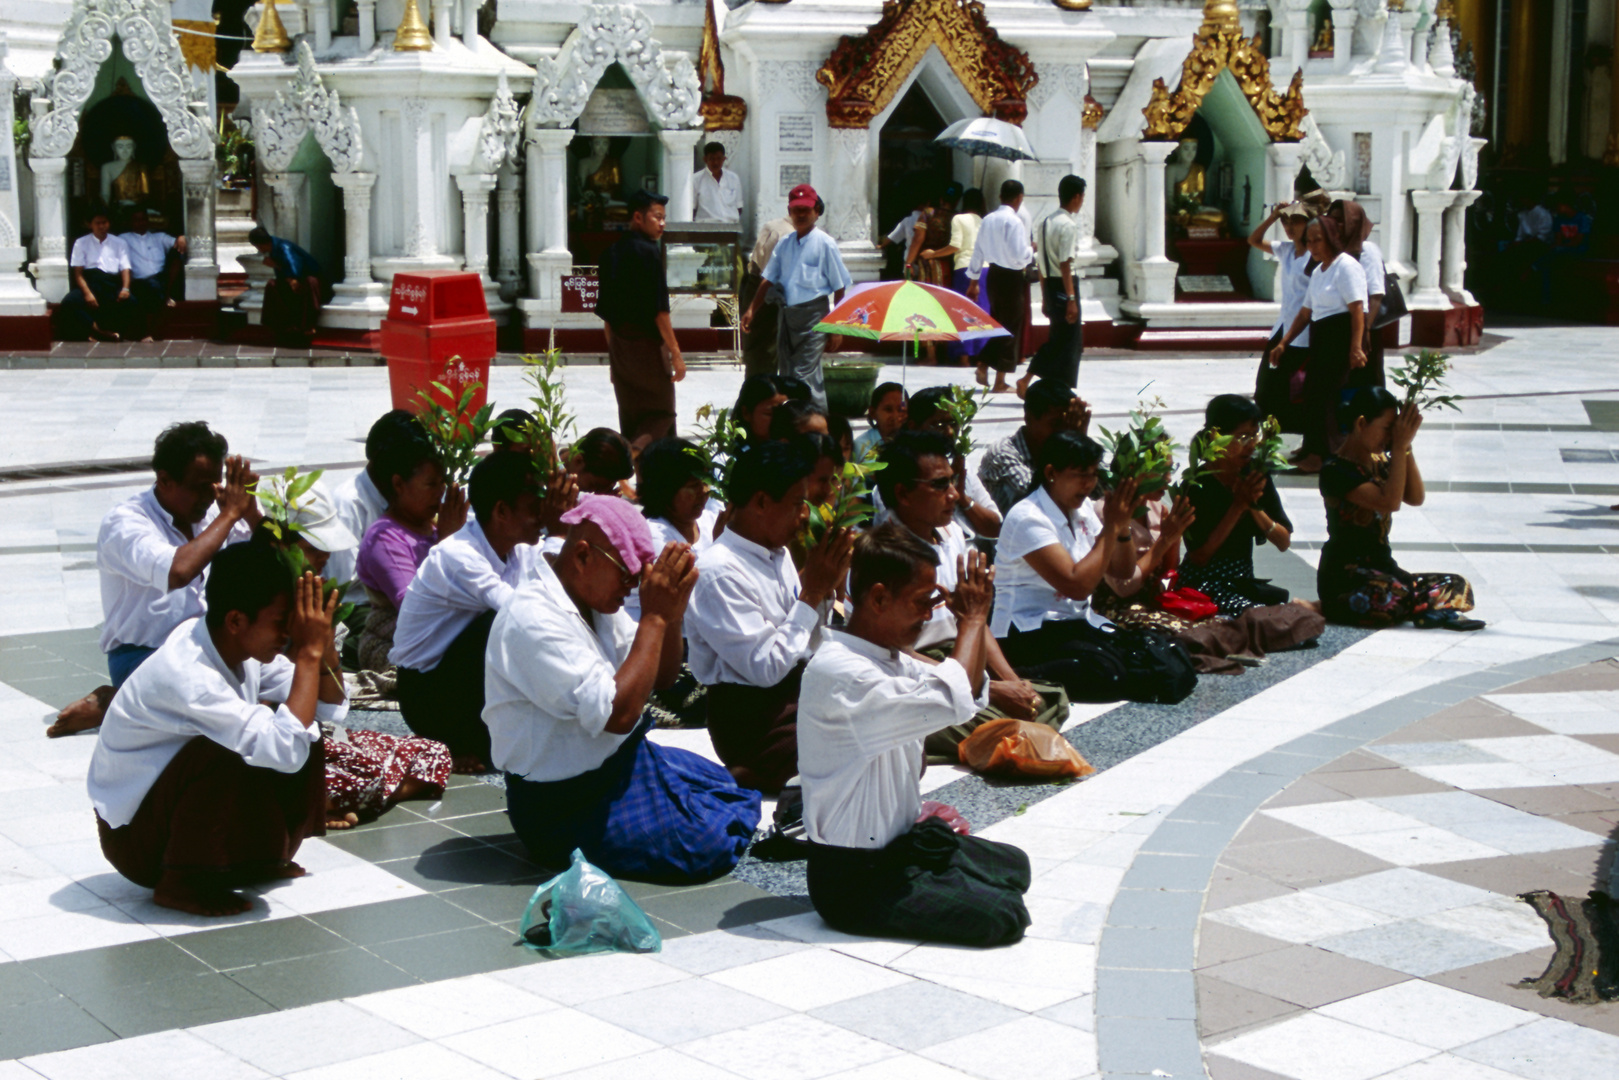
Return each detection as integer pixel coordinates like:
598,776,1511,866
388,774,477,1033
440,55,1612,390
797,522,1032,946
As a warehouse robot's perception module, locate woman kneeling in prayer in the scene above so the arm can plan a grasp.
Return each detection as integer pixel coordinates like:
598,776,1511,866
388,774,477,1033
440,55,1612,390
1318,387,1483,630
486,495,761,884
799,522,1032,947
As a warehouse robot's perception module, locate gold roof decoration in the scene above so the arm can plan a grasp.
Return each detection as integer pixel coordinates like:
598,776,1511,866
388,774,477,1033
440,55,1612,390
173,19,222,73
251,0,291,53
394,0,434,51
698,0,746,131
1081,93,1104,130
1141,0,1307,142
816,0,1038,129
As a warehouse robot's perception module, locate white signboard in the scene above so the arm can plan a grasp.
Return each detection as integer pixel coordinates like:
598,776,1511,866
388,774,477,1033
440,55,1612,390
778,113,814,154
779,163,812,197
578,89,650,135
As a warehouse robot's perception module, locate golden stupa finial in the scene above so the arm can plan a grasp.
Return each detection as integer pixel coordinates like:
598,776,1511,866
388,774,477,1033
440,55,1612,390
1200,0,1243,35
251,0,291,53
394,0,434,51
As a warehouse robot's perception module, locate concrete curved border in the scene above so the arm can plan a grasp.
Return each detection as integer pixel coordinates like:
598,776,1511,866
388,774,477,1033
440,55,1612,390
1092,635,1619,1080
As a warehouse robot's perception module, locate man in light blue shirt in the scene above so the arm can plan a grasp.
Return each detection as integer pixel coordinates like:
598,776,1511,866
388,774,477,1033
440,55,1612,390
741,184,851,410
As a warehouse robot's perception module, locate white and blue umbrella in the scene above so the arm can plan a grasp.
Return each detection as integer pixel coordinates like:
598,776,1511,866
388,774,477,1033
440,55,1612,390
935,117,1037,162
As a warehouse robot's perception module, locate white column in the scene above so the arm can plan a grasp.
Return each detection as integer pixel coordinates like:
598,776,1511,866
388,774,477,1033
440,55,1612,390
523,128,574,312
495,164,521,301
29,156,70,301
1266,141,1303,294
659,128,702,220
357,0,376,50
178,158,219,301
1135,141,1180,304
0,35,43,316
1285,0,1311,73
305,0,332,51
333,170,376,286
461,0,479,49
1329,0,1358,74
1442,190,1479,305
262,170,307,252
1408,189,1452,308
432,0,453,50
456,172,496,278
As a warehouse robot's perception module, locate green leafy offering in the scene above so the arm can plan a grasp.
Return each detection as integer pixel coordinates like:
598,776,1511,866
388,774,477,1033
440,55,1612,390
519,347,577,472
1252,415,1290,474
801,458,886,548
1391,349,1463,412
1099,400,1177,492
1174,427,1232,499
414,377,494,487
251,466,354,623
941,384,988,459
690,401,749,504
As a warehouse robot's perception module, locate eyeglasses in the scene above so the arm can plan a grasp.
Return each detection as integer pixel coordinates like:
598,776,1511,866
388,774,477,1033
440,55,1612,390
588,542,637,588
922,476,955,492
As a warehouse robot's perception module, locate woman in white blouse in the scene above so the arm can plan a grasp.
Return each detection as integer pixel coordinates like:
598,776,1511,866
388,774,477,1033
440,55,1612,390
993,431,1195,703
1268,217,1368,475
623,437,722,625
1330,199,1388,389
1248,202,1314,435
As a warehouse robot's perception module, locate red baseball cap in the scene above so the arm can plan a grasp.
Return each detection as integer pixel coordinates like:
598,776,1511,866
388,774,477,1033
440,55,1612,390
788,184,819,210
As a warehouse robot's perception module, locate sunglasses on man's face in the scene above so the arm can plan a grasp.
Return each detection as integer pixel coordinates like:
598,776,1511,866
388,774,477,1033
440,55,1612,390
921,476,955,492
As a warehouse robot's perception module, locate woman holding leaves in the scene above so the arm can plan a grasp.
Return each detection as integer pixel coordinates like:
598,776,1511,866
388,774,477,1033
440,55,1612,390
1269,216,1368,474
1179,395,1295,614
1318,388,1481,630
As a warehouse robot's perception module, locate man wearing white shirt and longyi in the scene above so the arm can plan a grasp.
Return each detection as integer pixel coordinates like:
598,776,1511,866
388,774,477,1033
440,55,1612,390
486,495,761,883
798,522,1032,946
392,452,546,773
684,440,855,794
51,423,260,739
59,210,142,341
121,208,187,319
691,142,744,223
967,179,1035,396
87,543,347,917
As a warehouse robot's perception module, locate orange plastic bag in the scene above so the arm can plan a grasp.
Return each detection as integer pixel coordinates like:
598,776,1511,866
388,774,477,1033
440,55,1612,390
957,718,1097,780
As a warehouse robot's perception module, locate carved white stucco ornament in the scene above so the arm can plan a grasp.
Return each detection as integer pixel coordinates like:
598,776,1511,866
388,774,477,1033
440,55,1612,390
1297,115,1348,191
30,0,213,161
256,40,364,174
526,4,701,131
475,72,524,173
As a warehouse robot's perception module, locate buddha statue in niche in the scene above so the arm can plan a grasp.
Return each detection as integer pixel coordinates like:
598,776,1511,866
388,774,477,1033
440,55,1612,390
101,136,153,207
1170,138,1227,233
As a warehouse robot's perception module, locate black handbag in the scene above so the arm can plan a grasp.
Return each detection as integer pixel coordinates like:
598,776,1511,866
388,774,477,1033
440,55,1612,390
1373,270,1407,329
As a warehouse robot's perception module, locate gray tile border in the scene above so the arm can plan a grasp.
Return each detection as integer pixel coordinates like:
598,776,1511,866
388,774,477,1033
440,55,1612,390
1090,633,1619,1080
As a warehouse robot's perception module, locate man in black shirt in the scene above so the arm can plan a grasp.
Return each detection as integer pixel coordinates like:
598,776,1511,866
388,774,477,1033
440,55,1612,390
596,189,686,440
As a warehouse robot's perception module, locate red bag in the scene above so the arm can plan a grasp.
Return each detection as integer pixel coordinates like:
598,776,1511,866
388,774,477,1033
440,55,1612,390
1160,586,1219,621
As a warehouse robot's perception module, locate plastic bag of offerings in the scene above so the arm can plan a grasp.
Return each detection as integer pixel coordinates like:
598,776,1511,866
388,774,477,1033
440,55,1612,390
519,848,662,957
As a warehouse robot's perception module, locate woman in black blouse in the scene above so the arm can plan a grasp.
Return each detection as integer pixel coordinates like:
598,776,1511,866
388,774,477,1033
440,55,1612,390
1318,387,1481,629
1179,395,1294,614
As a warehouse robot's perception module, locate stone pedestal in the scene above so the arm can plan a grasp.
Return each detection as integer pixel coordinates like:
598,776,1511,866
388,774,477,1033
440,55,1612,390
178,158,219,302
1409,189,1453,309
1442,189,1480,305
326,170,389,329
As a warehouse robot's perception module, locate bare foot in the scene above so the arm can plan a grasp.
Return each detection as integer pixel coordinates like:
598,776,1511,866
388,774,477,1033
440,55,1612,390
1015,376,1030,400
47,686,113,737
451,755,489,775
392,776,444,803
974,365,989,387
326,812,360,830
990,380,1012,394
153,871,252,917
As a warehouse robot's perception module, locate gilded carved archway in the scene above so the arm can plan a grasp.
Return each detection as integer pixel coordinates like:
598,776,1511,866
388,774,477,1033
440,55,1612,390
815,0,1038,129
1141,0,1307,142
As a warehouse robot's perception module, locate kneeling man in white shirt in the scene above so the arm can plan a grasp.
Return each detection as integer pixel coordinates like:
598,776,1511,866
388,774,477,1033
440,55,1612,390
798,522,1032,946
87,542,347,917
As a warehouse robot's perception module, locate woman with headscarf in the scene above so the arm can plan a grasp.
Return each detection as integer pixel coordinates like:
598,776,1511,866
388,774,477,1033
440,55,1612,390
1248,201,1315,434
1267,216,1368,474
1330,200,1388,388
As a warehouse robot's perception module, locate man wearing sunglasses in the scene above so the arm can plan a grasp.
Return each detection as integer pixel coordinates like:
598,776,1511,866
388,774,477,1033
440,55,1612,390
485,495,761,883
874,432,1070,764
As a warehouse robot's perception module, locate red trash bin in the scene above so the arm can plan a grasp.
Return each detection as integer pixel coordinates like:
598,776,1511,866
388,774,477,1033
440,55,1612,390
380,271,497,422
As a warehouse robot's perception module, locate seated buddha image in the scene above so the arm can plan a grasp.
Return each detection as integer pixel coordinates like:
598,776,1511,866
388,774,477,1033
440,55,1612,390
101,136,155,208
1171,137,1227,232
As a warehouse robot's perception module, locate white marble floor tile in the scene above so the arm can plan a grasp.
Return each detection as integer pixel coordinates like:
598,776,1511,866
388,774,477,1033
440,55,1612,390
21,1029,272,1080
1314,917,1523,977
1021,895,1109,945
1315,980,1539,1050
1333,825,1507,867
1452,1017,1619,1080
1263,800,1433,838
1209,1012,1435,1080
0,876,114,919
1206,890,1393,944
493,950,689,1006
284,1043,514,1080
577,973,791,1044
1408,762,1570,791
707,947,914,1012
1442,813,1600,855
346,973,557,1039
1370,1053,1533,1080
890,938,1096,1013
919,1015,1098,1080
677,1013,902,1080
818,1055,984,1080
191,1002,420,1076
266,863,427,915
1418,897,1560,955
1025,860,1126,904
1312,868,1497,917
652,924,808,976
807,979,1024,1053
1464,734,1619,766
754,913,921,966
552,1047,749,1080
0,902,159,960
441,1008,661,1077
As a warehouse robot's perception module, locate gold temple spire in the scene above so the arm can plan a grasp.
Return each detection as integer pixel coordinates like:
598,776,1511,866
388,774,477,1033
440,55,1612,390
394,0,433,51
251,0,291,53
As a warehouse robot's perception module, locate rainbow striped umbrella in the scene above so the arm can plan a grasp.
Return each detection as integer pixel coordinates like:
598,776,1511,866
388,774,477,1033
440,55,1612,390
815,280,1009,344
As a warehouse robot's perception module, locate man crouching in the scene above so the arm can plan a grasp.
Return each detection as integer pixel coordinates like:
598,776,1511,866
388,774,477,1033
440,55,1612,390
87,542,345,916
799,522,1032,946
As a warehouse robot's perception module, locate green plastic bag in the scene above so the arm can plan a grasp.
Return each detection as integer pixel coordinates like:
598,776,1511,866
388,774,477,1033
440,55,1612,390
519,848,662,957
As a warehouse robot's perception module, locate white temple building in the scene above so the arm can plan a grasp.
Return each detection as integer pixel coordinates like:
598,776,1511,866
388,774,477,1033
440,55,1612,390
6,0,1587,350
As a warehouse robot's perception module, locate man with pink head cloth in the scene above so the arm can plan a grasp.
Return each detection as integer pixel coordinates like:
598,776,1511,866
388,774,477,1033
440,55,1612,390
484,495,761,883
